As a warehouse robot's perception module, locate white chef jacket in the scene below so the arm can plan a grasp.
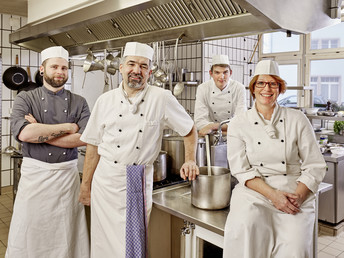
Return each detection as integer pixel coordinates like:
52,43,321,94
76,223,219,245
194,78,246,130
223,104,326,258
80,83,194,258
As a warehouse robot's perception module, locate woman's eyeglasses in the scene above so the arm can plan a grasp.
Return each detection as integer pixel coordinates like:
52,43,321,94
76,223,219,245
255,81,279,89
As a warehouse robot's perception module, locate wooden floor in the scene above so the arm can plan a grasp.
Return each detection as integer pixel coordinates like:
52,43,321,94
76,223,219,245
0,186,13,258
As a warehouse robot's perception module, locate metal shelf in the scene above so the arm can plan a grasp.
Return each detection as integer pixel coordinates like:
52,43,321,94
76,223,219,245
171,81,199,86
306,115,344,121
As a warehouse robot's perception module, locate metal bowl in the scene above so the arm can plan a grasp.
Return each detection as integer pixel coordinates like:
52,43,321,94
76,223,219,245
191,166,231,210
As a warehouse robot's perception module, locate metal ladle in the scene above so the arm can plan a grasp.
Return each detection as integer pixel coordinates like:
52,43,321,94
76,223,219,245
3,117,17,155
173,38,184,96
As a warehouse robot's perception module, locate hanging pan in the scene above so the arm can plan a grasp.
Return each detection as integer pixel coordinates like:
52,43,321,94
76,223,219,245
2,55,28,91
18,67,40,93
34,70,44,86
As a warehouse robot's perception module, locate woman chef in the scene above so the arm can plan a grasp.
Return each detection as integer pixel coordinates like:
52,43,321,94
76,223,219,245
223,60,326,258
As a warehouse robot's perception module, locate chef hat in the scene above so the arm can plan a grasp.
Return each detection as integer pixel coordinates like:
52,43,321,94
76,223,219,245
123,42,154,61
212,55,230,66
41,46,69,64
254,60,280,76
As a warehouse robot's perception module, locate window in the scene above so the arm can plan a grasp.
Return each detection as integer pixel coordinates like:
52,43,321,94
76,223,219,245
310,22,344,50
310,59,344,105
262,32,300,54
277,64,300,107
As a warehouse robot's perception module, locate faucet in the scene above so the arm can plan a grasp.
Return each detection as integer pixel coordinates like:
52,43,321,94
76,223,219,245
217,119,230,145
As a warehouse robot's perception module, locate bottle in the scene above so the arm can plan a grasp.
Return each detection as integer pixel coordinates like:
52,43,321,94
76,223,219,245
326,101,333,111
319,135,328,145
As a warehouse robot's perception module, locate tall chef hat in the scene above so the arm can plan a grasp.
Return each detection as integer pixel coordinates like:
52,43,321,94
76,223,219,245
123,42,154,61
212,55,230,66
41,46,69,64
254,60,280,76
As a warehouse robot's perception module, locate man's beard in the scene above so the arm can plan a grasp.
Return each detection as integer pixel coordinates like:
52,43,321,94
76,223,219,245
127,73,144,89
43,74,68,88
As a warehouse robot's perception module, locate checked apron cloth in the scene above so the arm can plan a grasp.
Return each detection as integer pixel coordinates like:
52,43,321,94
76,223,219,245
126,165,147,258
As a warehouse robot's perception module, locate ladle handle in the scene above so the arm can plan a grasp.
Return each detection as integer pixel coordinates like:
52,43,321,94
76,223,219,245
205,134,211,176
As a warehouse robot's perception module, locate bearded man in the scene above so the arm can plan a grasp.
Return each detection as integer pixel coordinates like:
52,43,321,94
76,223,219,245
7,46,90,258
79,42,199,257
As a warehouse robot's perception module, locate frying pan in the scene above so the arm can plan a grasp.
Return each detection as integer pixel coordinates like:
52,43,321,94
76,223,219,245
34,70,44,86
18,67,40,93
2,55,28,90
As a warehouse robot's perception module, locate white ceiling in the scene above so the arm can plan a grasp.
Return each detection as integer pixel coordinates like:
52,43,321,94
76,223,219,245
0,0,27,17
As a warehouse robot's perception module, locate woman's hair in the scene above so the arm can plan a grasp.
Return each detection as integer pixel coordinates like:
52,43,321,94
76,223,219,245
249,75,287,99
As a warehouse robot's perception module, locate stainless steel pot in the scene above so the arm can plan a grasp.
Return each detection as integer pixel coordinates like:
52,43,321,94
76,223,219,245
191,166,231,210
162,135,207,174
162,135,184,175
153,151,167,182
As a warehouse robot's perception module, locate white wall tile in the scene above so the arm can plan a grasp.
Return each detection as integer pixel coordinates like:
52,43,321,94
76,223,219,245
2,30,11,48
1,154,11,171
9,16,21,30
21,49,30,67
2,83,12,100
1,48,11,64
1,170,11,186
2,101,11,118
30,51,39,67
2,14,12,30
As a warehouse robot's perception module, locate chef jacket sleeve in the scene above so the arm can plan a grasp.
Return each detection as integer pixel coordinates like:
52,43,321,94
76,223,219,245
296,113,326,193
80,96,105,146
227,116,262,185
163,91,194,136
75,97,91,134
232,82,247,117
194,83,212,130
10,93,31,142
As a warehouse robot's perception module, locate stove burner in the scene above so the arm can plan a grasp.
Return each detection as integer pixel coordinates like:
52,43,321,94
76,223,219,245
153,174,186,190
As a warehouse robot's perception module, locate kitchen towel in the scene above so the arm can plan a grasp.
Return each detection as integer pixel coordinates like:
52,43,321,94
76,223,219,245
126,164,147,258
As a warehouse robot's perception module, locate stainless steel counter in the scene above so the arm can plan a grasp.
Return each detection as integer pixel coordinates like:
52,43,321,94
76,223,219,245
323,152,344,163
152,182,332,236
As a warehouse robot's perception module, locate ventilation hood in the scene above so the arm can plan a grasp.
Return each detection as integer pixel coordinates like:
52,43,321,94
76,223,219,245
10,0,342,55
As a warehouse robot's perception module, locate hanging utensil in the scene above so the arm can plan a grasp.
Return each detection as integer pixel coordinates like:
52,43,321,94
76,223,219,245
2,55,28,91
173,37,184,96
18,67,40,93
34,70,44,86
3,117,17,155
205,134,212,176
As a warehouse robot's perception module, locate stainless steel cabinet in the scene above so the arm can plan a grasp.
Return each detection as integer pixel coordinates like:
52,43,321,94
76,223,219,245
319,161,344,224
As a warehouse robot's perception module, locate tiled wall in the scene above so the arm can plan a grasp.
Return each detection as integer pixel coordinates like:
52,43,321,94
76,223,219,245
0,12,258,187
0,13,37,188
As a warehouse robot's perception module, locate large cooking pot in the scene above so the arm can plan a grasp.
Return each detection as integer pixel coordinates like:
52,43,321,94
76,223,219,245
153,151,167,182
162,135,206,175
2,55,28,91
191,166,231,210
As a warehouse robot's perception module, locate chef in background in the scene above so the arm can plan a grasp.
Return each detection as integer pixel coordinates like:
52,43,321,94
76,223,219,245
7,46,90,258
194,54,246,136
223,60,326,258
78,41,199,258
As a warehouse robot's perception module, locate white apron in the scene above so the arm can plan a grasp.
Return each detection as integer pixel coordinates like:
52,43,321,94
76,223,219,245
223,174,315,258
6,157,90,258
90,157,153,258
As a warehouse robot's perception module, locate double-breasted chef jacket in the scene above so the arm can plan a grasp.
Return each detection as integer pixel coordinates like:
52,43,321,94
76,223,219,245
194,78,246,130
223,104,326,258
7,86,91,258
80,83,194,258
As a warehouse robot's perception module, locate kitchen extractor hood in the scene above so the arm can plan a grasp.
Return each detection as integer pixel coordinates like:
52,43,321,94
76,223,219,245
9,0,342,55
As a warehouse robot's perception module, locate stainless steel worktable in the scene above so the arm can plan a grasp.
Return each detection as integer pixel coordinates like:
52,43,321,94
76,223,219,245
323,152,344,163
152,182,333,237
